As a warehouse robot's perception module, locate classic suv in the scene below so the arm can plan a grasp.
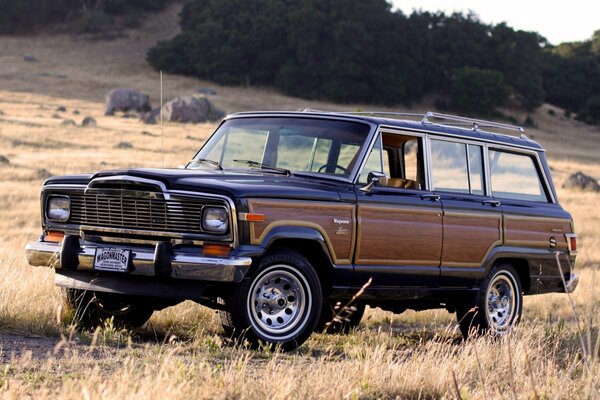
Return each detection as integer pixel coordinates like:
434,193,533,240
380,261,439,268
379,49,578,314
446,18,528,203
26,111,579,350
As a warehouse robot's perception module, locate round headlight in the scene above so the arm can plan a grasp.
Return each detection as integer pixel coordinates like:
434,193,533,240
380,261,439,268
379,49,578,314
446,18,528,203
202,207,229,233
47,196,70,222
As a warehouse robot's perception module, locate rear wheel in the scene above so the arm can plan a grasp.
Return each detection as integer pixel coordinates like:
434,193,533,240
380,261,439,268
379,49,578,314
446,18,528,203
63,289,154,330
219,249,322,351
457,264,523,338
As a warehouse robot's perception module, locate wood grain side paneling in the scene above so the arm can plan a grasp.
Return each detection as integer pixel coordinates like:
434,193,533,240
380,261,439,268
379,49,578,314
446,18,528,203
356,205,442,265
442,211,502,267
504,215,573,251
248,199,355,264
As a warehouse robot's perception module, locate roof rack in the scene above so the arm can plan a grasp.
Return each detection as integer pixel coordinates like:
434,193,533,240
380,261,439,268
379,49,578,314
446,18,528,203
335,110,526,137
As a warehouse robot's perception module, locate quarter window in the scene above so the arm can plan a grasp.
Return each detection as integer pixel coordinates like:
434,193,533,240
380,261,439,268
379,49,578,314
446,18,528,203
489,150,548,202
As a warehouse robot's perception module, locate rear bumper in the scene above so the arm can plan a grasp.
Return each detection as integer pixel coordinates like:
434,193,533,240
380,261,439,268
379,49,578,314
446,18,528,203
25,238,252,283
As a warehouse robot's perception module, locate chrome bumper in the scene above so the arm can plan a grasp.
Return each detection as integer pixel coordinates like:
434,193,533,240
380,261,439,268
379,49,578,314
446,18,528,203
25,240,252,282
564,273,579,294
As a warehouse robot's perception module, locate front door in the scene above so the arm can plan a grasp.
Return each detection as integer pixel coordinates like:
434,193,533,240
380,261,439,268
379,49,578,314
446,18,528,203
353,131,443,287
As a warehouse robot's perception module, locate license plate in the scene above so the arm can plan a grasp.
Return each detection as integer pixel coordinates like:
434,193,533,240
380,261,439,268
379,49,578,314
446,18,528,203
93,248,131,273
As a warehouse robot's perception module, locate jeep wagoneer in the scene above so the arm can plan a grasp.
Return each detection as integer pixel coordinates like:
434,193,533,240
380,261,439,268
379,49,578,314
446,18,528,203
26,111,578,350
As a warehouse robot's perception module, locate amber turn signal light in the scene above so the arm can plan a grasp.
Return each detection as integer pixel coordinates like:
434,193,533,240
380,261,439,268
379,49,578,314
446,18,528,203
45,231,65,243
240,213,265,222
202,243,231,257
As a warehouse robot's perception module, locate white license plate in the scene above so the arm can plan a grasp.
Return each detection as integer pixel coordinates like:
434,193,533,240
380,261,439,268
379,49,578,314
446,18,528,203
93,248,131,273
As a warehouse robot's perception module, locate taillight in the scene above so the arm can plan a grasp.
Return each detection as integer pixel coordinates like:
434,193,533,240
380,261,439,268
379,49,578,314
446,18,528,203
565,233,577,255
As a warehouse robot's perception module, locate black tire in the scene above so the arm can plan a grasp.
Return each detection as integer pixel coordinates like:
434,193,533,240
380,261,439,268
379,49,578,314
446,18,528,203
63,289,154,330
457,263,523,338
315,301,366,334
221,249,322,351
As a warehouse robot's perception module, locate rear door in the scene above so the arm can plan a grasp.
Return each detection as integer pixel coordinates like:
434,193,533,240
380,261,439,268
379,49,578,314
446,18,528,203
428,138,503,287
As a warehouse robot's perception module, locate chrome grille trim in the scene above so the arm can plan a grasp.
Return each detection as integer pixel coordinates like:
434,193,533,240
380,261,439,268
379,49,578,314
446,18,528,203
67,192,221,234
42,181,238,247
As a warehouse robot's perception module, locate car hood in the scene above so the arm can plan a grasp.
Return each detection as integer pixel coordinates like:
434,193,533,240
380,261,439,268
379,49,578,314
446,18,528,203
44,168,352,202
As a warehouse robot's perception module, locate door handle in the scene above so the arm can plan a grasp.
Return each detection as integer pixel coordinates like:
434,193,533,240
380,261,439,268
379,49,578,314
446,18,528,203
482,200,501,207
420,194,441,202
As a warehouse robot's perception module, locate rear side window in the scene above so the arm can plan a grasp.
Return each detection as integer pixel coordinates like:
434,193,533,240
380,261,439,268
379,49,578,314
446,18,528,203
489,150,548,202
430,140,484,195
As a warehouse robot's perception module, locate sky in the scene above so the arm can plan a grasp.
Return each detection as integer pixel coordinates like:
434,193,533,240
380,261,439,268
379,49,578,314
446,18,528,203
390,0,598,45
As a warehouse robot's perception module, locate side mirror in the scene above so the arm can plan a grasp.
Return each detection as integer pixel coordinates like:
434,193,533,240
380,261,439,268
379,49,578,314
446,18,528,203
359,171,387,193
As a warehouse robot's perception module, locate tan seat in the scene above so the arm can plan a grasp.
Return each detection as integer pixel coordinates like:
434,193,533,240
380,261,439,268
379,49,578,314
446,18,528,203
386,178,419,189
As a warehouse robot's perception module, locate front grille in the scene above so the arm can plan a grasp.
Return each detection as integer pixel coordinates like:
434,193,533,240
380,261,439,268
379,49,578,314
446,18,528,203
67,192,222,235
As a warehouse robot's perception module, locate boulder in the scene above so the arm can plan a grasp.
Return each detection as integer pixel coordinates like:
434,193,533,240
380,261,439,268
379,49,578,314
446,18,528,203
24,55,39,63
105,88,151,116
562,171,600,192
81,116,97,127
35,168,52,179
142,107,160,124
161,96,225,123
0,155,9,164
60,119,76,127
115,141,133,149
198,87,217,95
56,106,66,112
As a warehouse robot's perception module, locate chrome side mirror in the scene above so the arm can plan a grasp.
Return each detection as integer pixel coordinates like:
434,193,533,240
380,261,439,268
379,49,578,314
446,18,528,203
359,171,387,193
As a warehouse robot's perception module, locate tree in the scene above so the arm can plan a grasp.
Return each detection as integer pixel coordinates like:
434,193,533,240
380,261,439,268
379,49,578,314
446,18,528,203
449,67,510,115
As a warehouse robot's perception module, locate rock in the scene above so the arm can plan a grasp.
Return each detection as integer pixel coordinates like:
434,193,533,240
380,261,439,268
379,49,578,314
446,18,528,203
73,110,80,115
0,155,9,164
562,171,600,192
122,111,140,119
60,119,76,126
115,141,133,149
198,87,217,95
141,131,153,136
52,114,62,119
24,55,39,63
142,107,160,124
81,117,97,127
161,96,225,124
105,88,151,116
0,110,4,115
35,168,52,179
55,106,66,112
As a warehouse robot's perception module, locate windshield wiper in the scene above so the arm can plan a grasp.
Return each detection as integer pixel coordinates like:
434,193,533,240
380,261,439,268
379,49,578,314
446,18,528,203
233,159,290,175
187,158,222,170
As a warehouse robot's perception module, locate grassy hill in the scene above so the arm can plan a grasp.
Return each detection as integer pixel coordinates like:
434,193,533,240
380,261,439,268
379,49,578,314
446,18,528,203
0,3,599,398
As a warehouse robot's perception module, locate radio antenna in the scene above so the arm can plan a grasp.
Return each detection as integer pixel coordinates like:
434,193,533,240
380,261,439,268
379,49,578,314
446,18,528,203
160,70,164,168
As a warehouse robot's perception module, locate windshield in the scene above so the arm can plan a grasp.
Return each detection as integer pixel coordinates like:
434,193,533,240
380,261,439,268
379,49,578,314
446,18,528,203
188,117,372,179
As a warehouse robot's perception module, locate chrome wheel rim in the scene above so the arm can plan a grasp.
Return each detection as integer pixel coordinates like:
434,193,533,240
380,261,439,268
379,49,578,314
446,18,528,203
247,264,310,340
485,272,518,333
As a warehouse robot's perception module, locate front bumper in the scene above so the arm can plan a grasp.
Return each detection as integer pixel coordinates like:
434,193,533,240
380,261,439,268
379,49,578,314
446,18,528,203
25,237,252,283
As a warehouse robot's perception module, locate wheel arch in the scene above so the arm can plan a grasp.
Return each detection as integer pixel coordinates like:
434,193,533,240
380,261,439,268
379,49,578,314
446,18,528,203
490,257,530,294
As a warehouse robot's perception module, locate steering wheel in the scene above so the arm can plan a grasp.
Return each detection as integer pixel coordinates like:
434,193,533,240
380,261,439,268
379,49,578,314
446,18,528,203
317,164,349,174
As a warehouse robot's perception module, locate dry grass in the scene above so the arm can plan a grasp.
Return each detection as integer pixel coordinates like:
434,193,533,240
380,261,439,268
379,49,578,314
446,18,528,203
0,4,600,398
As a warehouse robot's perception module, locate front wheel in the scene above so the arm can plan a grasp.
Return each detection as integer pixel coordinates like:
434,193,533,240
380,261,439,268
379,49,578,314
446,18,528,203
63,289,154,330
457,264,523,338
220,249,322,351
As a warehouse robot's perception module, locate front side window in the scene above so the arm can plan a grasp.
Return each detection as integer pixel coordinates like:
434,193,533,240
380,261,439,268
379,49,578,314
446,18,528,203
358,135,383,184
189,117,372,179
489,150,548,202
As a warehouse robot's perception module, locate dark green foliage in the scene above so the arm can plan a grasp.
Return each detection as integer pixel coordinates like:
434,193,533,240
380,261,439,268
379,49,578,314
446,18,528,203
0,0,175,34
578,95,600,125
449,67,510,115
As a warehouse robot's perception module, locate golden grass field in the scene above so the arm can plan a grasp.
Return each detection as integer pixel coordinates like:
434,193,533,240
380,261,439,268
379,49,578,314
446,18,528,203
0,4,599,399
